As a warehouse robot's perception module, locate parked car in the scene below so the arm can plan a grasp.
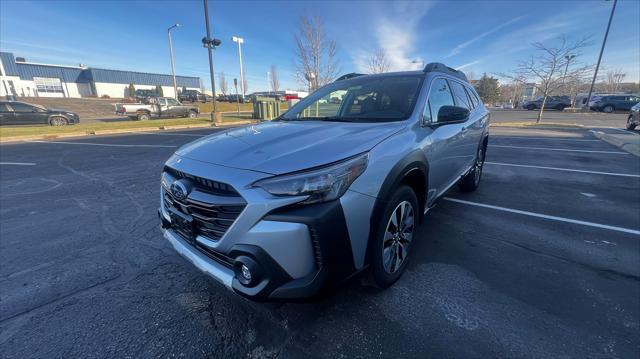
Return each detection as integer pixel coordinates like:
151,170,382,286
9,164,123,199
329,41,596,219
158,63,490,300
114,97,199,120
627,102,640,130
0,101,79,126
226,94,246,103
590,94,640,113
179,90,211,103
523,96,571,110
135,89,160,102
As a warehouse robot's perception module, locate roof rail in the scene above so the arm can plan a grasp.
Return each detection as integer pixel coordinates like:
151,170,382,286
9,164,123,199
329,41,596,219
423,62,467,82
334,73,366,82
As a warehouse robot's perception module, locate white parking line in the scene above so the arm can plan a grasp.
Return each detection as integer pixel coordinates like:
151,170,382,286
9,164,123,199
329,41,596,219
492,136,600,142
484,162,640,178
0,162,36,166
443,197,640,235
24,140,177,148
490,144,628,154
132,131,206,137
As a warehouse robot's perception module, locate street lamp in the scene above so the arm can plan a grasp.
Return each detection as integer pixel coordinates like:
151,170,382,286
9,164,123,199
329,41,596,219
305,72,315,93
167,23,180,99
232,36,245,97
562,54,576,86
202,0,221,119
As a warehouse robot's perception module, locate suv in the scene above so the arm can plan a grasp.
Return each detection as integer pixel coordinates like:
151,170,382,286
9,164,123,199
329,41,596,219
523,96,571,110
590,95,640,113
179,90,211,103
159,63,490,300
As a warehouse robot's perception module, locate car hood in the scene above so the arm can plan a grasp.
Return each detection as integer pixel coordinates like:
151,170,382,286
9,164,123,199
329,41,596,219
176,120,405,175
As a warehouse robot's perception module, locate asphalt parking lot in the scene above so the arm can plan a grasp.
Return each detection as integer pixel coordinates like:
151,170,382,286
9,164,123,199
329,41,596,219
1,124,639,358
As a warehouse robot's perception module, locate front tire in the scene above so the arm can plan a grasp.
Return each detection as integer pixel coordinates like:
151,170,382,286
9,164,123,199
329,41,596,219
627,116,637,130
459,143,486,192
603,105,614,113
369,185,418,288
49,116,68,126
187,110,198,118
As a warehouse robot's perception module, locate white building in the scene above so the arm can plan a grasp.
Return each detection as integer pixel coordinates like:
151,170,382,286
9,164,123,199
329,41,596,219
0,52,202,99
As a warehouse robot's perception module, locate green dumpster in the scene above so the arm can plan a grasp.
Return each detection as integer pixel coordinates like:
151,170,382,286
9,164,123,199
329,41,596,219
252,96,281,120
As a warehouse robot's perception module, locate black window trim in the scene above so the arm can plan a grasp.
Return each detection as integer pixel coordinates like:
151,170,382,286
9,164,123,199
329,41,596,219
421,75,457,126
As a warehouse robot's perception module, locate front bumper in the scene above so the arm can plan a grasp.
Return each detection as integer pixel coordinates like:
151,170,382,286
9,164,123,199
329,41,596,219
160,198,356,300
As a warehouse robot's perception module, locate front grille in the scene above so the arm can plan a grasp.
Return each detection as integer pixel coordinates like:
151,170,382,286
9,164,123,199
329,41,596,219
163,168,246,244
164,166,238,196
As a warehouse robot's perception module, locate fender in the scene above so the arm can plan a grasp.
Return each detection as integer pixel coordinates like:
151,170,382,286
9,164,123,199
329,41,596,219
366,150,429,264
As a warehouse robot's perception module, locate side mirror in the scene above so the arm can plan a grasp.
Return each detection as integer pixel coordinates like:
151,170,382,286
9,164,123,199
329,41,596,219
437,105,469,124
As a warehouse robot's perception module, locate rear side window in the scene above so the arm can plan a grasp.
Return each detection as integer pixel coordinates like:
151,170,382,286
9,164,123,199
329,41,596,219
424,78,455,123
449,81,471,109
464,86,477,109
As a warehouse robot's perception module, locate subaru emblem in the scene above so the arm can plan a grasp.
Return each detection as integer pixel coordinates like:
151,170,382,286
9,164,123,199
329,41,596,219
170,180,189,200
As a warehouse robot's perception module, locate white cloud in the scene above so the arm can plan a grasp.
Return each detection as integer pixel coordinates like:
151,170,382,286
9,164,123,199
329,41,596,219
351,2,435,72
445,16,525,58
455,59,482,71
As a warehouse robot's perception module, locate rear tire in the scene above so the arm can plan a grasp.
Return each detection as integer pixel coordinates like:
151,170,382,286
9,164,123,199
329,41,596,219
603,105,614,113
49,116,68,126
459,143,486,192
137,112,151,121
369,185,418,288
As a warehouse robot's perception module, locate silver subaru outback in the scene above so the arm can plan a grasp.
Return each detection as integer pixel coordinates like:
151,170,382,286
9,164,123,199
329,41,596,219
159,63,490,300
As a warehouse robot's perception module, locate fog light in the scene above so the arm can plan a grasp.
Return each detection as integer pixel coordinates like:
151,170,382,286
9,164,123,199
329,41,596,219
241,264,252,281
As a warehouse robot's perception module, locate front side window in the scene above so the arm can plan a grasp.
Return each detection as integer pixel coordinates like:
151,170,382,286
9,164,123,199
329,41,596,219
423,78,454,124
167,98,179,106
0,103,9,112
9,103,36,112
283,75,423,122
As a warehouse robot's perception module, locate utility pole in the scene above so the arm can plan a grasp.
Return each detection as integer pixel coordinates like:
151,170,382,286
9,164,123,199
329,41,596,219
232,36,245,97
168,23,180,99
234,78,240,115
202,0,221,120
585,0,617,110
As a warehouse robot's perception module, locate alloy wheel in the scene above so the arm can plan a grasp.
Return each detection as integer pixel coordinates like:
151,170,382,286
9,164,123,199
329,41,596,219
382,201,414,273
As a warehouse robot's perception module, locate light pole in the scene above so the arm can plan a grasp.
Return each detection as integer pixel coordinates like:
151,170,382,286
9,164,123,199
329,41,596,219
585,0,617,110
167,23,180,99
305,72,315,93
562,54,576,86
266,71,270,94
232,36,245,97
202,0,221,120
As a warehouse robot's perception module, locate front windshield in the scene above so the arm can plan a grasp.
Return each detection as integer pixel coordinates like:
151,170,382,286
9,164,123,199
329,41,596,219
283,75,423,122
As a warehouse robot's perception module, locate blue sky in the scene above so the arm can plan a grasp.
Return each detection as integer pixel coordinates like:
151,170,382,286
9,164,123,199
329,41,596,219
1,0,638,92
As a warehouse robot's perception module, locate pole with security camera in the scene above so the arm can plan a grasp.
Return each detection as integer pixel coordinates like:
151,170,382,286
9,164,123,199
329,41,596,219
202,0,221,121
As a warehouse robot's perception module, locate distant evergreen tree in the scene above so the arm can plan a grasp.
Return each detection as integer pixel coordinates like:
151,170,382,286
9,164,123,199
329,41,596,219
181,85,187,95
128,83,136,98
156,85,164,97
475,73,500,104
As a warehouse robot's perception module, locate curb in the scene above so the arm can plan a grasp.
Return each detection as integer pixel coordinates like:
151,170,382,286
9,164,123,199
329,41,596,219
0,123,229,144
591,130,640,157
491,122,585,128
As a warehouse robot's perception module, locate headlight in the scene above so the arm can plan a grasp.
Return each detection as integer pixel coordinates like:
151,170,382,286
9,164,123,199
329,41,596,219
252,153,369,204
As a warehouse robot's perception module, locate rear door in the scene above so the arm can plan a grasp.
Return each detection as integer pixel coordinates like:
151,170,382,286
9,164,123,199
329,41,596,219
448,80,477,170
0,103,15,125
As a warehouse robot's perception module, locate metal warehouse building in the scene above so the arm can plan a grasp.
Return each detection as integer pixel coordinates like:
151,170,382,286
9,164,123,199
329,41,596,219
0,52,202,99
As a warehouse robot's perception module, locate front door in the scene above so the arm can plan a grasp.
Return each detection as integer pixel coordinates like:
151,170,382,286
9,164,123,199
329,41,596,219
420,77,468,203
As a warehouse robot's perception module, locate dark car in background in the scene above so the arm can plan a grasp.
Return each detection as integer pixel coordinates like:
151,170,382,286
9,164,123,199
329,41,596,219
135,89,161,102
627,102,640,130
178,90,211,103
226,94,246,103
0,101,79,126
590,94,640,113
523,96,571,110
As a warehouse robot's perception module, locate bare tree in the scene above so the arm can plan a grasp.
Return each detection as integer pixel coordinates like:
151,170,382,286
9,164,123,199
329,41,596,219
219,71,228,96
604,69,626,93
367,48,390,74
464,71,476,82
293,15,340,91
270,64,280,93
505,36,592,123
